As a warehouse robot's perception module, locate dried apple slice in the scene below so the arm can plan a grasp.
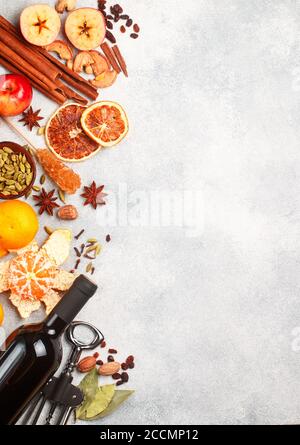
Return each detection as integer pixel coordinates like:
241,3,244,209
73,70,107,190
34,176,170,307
89,50,109,76
91,70,118,88
65,8,106,51
73,51,94,73
45,40,73,61
20,4,61,47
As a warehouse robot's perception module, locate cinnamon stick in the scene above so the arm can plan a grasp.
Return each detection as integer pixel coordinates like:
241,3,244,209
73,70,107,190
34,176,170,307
112,45,128,77
0,26,60,81
0,56,65,105
56,79,88,105
60,70,98,101
101,42,121,73
0,44,62,95
0,16,98,101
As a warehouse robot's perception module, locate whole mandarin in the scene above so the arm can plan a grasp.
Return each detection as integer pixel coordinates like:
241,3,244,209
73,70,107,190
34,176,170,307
0,200,38,251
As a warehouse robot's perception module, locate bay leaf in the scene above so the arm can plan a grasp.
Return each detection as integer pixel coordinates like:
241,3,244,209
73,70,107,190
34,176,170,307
76,369,98,420
85,384,115,419
88,390,135,421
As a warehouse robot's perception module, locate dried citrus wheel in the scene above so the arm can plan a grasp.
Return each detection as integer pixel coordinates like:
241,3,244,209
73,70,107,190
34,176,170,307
81,101,129,147
8,248,56,301
45,103,101,162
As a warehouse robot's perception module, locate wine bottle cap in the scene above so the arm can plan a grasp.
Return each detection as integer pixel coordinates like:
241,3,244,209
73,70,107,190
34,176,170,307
73,275,98,297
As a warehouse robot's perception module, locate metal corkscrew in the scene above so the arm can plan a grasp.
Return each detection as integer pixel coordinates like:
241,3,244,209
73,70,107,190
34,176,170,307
22,321,104,425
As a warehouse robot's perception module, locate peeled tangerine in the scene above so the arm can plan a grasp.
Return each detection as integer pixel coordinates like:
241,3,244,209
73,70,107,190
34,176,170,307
20,4,61,47
0,200,38,257
8,248,57,302
65,8,106,51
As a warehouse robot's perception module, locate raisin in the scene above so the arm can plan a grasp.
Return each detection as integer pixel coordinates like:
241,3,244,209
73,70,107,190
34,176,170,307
121,363,128,370
93,352,99,358
133,24,140,33
120,14,129,20
128,362,135,369
116,380,124,386
107,355,115,362
120,25,126,33
106,234,111,242
126,355,134,364
96,360,103,366
108,348,118,354
130,33,139,39
106,30,116,44
115,4,123,13
100,340,106,348
106,21,113,30
121,372,129,382
112,373,122,380
126,19,133,27
98,0,106,10
106,14,113,19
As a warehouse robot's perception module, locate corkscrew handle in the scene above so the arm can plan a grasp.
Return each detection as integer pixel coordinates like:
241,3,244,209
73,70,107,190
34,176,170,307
64,321,104,375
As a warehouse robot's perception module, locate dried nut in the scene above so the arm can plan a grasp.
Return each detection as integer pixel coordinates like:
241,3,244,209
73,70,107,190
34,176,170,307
98,361,121,376
55,0,77,13
45,40,73,60
57,205,78,220
77,356,96,373
73,51,94,73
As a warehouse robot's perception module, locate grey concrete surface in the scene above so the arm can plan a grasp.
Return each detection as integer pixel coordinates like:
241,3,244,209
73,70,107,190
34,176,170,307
1,0,300,425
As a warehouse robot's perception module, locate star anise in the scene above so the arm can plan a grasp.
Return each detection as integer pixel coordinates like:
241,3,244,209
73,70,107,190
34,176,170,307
81,181,107,209
33,188,60,215
19,107,44,131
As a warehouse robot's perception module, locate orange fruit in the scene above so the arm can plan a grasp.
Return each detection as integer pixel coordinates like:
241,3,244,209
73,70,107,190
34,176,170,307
0,245,8,258
81,101,129,147
8,248,56,301
45,103,101,162
0,200,38,252
0,304,4,325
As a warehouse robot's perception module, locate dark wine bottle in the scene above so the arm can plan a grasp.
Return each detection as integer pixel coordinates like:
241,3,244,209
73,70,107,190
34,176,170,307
0,275,97,425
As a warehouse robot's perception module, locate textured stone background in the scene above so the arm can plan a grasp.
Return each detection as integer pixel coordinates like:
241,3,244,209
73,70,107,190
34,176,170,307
1,0,300,425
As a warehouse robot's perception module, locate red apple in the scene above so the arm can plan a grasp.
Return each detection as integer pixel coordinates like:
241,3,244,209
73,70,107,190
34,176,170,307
0,74,33,117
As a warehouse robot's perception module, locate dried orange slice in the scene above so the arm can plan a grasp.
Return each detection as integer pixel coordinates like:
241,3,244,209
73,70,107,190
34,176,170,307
45,103,101,162
81,101,129,147
8,248,56,301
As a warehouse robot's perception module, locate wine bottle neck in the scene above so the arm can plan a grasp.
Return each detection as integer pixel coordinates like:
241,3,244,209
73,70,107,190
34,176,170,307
43,314,68,338
42,275,98,338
